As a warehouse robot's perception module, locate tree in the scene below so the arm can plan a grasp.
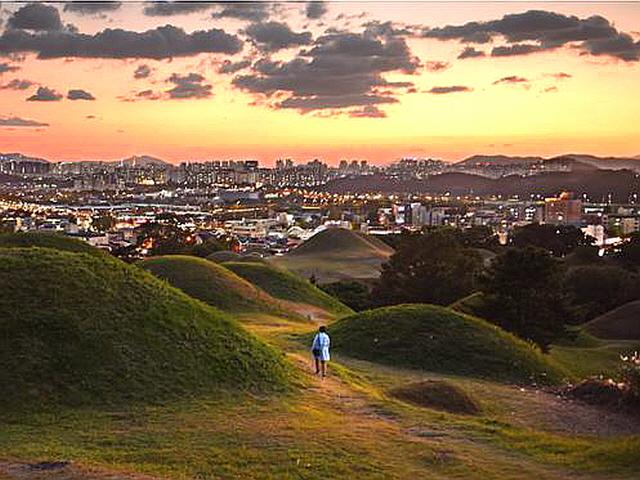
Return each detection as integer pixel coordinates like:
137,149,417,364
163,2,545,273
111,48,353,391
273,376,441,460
136,221,193,256
373,230,483,306
618,232,640,270
479,247,571,351
91,213,116,233
457,225,498,249
564,265,640,324
320,281,374,311
511,223,595,257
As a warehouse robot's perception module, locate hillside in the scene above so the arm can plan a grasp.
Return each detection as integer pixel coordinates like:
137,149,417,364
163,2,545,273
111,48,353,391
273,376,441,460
273,228,394,282
0,231,103,255
0,248,290,408
329,304,564,384
139,255,291,316
586,301,640,340
222,261,353,317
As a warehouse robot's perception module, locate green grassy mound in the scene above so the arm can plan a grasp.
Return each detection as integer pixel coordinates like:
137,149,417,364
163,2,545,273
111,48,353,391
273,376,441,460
273,228,394,282
0,232,102,255
207,250,242,263
222,261,353,317
585,300,640,340
389,380,480,415
329,304,564,384
450,292,486,317
139,255,291,316
0,248,290,408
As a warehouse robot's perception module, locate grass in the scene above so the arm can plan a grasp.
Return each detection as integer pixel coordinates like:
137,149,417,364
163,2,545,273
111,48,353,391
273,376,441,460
389,380,481,415
585,300,640,340
222,261,353,318
0,248,292,409
139,255,297,318
328,304,566,385
0,231,103,255
272,228,393,283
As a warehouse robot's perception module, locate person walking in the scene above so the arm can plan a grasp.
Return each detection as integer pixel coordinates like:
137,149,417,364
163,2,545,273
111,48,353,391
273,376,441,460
311,326,330,377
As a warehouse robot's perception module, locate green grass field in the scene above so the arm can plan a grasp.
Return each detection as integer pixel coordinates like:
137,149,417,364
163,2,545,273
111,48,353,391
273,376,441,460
222,261,353,318
0,248,291,409
0,231,104,255
1,247,639,479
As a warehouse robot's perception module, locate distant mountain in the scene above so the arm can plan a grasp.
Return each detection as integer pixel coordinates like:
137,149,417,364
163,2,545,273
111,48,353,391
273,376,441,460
0,152,49,164
323,170,640,203
456,155,543,166
551,154,640,171
119,155,168,167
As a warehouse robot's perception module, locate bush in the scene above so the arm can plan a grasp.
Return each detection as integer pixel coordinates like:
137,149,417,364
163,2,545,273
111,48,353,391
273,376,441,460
621,351,640,399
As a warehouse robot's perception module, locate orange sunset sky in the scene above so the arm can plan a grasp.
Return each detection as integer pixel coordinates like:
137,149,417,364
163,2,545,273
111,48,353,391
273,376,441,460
0,1,639,165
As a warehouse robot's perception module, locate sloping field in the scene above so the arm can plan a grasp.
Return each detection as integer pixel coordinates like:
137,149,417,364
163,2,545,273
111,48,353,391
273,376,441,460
586,301,640,340
0,232,102,255
329,304,565,384
0,248,290,408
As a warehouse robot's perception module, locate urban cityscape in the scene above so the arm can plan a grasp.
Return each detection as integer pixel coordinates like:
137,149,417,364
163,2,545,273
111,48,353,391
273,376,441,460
1,1,640,479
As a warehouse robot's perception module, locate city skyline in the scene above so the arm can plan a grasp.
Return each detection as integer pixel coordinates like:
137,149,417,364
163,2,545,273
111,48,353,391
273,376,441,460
0,1,639,164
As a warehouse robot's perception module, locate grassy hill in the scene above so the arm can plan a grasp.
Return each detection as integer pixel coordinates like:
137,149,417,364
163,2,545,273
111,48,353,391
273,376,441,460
272,228,394,282
329,304,565,384
222,261,353,317
139,255,292,316
207,250,242,263
586,300,640,340
0,248,291,409
450,291,486,317
0,231,102,255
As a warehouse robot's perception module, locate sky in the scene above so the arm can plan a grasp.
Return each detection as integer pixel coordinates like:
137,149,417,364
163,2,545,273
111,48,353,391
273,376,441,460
0,1,639,165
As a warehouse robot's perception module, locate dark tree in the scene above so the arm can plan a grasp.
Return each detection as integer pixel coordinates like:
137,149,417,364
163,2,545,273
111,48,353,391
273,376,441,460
618,232,640,270
480,247,571,351
320,281,374,312
136,221,193,256
511,223,595,257
457,225,498,249
91,213,116,233
564,265,640,324
373,230,483,306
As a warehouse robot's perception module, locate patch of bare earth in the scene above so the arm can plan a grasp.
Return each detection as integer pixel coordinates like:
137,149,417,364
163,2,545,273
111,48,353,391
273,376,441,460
0,461,159,480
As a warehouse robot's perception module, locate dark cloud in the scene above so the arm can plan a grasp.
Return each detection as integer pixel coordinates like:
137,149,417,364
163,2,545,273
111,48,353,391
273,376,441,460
362,21,413,38
427,85,472,94
218,59,251,74
212,2,271,22
493,75,528,85
349,105,387,118
491,44,546,57
547,72,572,80
1,78,34,90
68,88,96,100
166,72,212,99
232,30,419,114
0,116,49,127
27,86,63,101
245,21,312,52
0,62,20,74
135,89,161,100
134,64,152,79
0,25,243,59
457,46,485,59
8,3,64,32
306,1,327,20
63,2,122,15
143,1,216,16
423,10,640,62
425,60,449,72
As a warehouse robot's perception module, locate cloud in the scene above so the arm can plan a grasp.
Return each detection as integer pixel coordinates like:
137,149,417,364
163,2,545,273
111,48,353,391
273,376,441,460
0,25,243,59
134,64,152,79
493,75,528,85
135,89,161,100
63,2,122,15
68,88,96,100
1,78,34,90
212,2,271,22
0,62,20,74
457,46,485,59
306,1,327,20
27,86,63,101
7,3,64,32
547,72,572,80
423,10,640,62
143,1,217,16
349,105,387,118
245,21,312,52
166,72,212,99
0,116,49,127
232,30,419,114
426,85,472,94
425,60,449,72
218,59,251,74
543,86,558,93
